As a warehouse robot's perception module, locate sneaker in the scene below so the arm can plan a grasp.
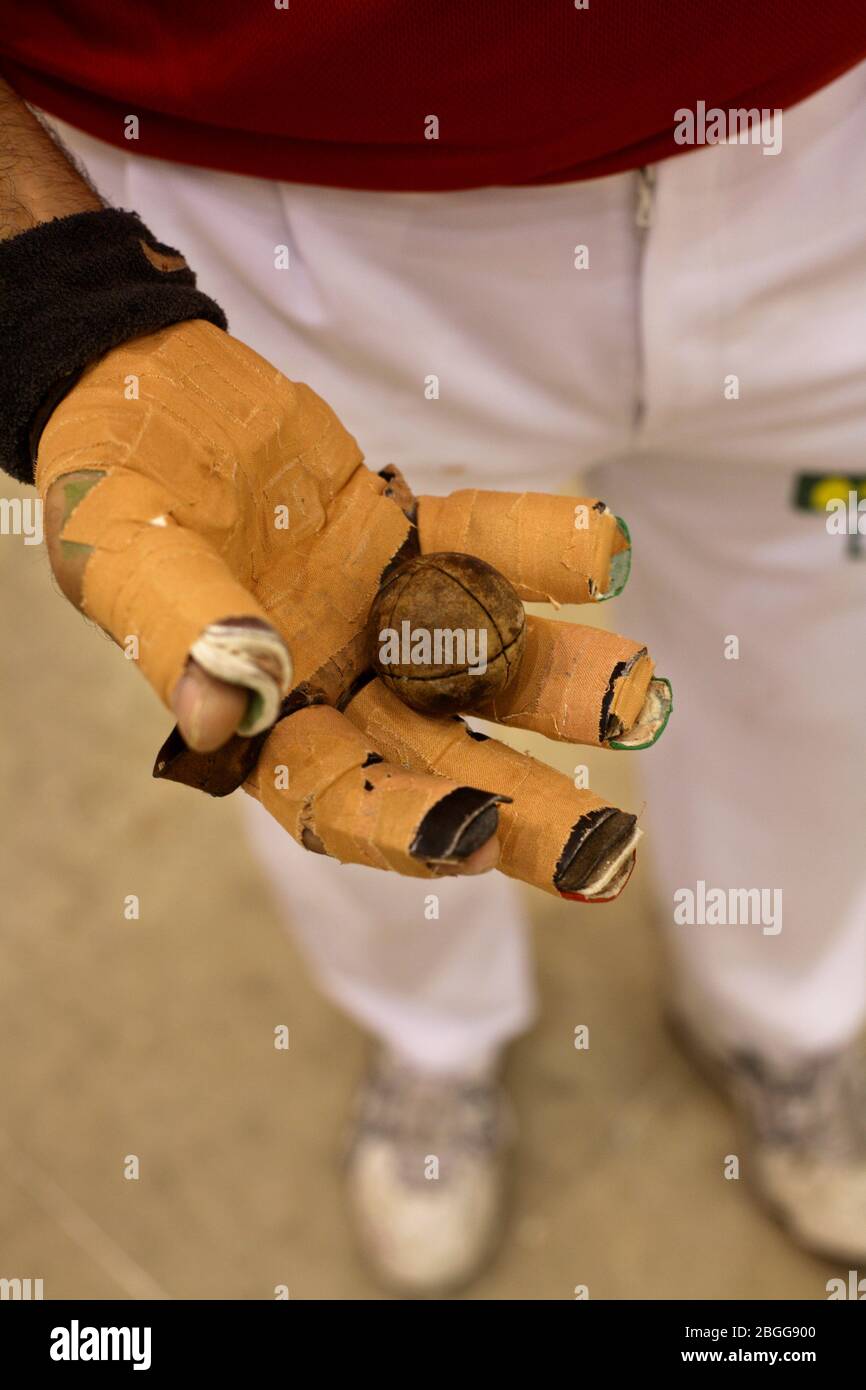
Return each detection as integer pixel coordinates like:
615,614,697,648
345,1049,512,1295
672,1013,866,1262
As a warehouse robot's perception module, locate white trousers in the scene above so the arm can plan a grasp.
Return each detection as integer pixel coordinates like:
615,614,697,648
54,61,866,1070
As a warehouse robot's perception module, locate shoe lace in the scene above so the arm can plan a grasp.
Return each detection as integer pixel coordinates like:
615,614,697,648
728,1042,866,1159
353,1058,505,1187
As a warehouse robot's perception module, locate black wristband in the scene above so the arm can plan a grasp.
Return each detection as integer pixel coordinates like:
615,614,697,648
0,207,228,485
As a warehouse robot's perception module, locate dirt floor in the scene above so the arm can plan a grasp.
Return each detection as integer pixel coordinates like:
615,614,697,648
0,477,836,1299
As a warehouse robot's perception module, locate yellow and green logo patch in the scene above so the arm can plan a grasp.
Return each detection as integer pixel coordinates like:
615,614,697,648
794,474,866,556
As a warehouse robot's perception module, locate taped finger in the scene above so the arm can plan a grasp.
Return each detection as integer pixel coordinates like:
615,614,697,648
416,490,630,603
345,678,642,901
477,614,672,749
42,467,290,729
244,703,503,877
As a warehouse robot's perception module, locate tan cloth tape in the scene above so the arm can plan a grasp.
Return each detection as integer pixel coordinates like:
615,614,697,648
246,703,462,877
347,679,613,895
479,615,654,745
61,478,266,706
256,467,410,686
35,321,409,703
416,491,627,603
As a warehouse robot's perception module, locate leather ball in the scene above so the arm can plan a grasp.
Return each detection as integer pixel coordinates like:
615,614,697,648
369,551,525,715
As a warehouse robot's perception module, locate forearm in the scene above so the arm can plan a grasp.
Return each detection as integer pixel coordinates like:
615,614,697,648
0,76,101,239
0,80,224,507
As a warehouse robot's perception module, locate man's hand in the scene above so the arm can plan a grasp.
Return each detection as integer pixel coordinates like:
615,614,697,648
40,319,671,897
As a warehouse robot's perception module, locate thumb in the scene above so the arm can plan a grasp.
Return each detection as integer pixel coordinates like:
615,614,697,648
43,466,291,743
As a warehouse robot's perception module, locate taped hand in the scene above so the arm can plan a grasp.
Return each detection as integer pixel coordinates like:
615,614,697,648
39,319,671,900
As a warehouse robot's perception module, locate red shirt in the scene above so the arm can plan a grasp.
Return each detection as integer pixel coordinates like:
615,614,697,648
1,2,865,190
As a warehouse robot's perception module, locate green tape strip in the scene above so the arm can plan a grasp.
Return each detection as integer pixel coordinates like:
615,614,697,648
597,516,631,601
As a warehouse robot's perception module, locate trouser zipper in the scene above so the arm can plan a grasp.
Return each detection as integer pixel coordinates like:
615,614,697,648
635,164,657,229
632,166,656,435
